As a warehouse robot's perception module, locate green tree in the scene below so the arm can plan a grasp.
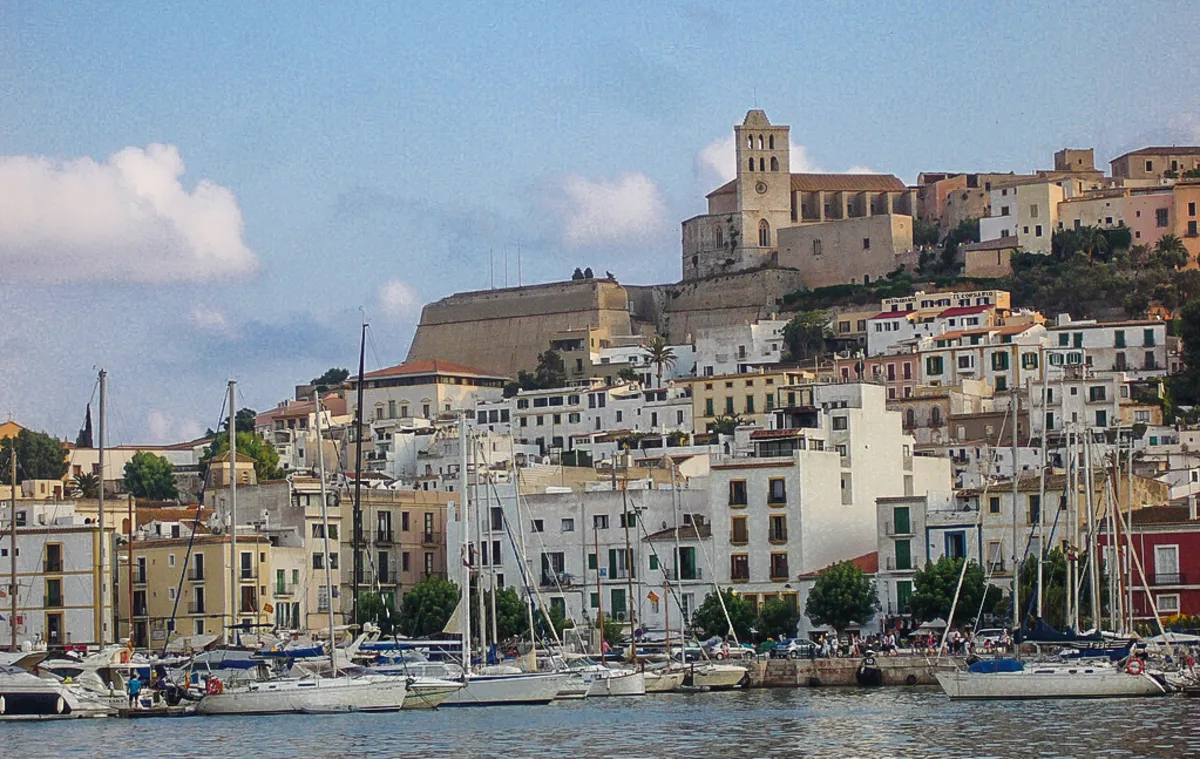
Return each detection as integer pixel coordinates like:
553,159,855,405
478,586,529,642
0,429,69,485
201,431,285,482
534,349,567,389
706,414,744,436
123,451,179,500
1153,234,1189,269
205,407,257,437
804,560,880,634
398,576,461,637
75,404,94,448
782,310,830,362
643,336,677,386
913,218,941,248
357,591,398,635
1015,549,1069,629
909,556,996,624
596,612,624,648
540,603,575,640
940,217,980,272
72,471,100,499
756,597,801,639
617,366,640,383
691,588,755,640
583,267,594,278
311,368,350,391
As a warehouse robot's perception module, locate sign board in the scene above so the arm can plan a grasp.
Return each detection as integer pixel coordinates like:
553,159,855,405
646,590,660,604
599,568,608,578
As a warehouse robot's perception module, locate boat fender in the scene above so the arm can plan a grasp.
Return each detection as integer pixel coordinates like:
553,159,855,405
863,656,877,667
905,674,918,686
1126,658,1145,675
0,695,5,714
715,651,726,660
206,678,224,695
56,696,65,714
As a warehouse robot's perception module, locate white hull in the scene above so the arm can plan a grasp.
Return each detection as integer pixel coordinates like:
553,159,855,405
196,676,408,715
400,678,465,710
643,671,684,693
554,673,592,699
586,670,646,697
686,664,747,690
441,672,568,707
0,673,120,720
936,667,1168,700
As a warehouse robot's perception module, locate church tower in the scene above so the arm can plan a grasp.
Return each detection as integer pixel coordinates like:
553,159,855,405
734,110,791,251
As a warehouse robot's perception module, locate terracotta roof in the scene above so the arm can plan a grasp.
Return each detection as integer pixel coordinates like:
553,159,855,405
870,311,911,320
1131,505,1196,526
359,359,507,380
644,523,712,541
933,324,1036,342
798,551,878,578
1112,146,1200,160
750,428,804,440
937,305,992,318
790,173,907,193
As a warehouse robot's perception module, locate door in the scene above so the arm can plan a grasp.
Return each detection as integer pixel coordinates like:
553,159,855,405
945,531,967,560
46,613,63,646
677,546,697,580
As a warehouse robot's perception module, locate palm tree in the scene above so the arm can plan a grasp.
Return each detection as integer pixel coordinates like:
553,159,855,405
72,472,100,499
643,337,677,387
1154,234,1189,269
1078,225,1110,260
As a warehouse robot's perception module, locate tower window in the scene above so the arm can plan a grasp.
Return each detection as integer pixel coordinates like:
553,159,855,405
759,157,765,171
747,135,753,149
748,157,755,172
759,219,770,247
770,156,779,171
769,134,775,149
758,135,764,149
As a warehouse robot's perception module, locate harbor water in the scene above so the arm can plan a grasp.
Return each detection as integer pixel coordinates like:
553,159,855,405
5,687,1200,758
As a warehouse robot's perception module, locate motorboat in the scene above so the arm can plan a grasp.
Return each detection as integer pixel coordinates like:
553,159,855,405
935,658,1169,700
643,669,684,693
0,647,137,719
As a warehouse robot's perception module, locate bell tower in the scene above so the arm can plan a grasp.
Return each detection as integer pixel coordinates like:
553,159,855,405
734,110,791,250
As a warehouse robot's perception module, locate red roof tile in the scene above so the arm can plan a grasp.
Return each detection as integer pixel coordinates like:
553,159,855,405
870,311,910,320
798,551,879,578
937,305,992,318
359,359,507,380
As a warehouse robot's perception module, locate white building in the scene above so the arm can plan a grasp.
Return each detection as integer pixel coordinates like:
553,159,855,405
694,319,787,377
707,383,951,629
1,501,115,648
1044,316,1168,381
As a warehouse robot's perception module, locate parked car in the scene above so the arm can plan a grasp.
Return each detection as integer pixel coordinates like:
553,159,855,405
770,638,818,659
975,628,1007,647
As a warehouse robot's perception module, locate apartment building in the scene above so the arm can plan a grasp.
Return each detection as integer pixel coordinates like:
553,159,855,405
1,501,114,648
343,488,450,610
1044,316,1168,381
694,318,787,377
1110,147,1200,182
978,179,1064,254
683,370,799,433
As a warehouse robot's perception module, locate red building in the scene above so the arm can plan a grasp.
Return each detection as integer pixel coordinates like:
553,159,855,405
1100,504,1200,623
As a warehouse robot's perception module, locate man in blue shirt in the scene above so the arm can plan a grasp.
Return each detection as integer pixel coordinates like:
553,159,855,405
127,674,143,708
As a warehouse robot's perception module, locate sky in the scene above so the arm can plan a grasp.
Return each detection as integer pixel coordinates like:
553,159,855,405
2,1,1199,445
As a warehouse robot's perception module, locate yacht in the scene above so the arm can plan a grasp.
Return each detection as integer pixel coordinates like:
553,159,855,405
195,673,409,715
0,647,136,719
935,658,1169,699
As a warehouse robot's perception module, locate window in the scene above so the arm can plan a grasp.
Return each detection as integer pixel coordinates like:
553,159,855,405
561,518,574,532
945,531,967,560
730,554,750,581
1114,330,1126,348
619,511,636,528
769,553,790,581
1028,495,1041,524
1021,352,1038,369
312,553,324,569
863,237,871,250
593,514,609,530
768,478,786,504
1000,205,1010,216
1155,545,1180,584
1144,329,1157,347
1089,386,1106,402
895,540,912,571
926,356,944,376
1157,207,1169,228
992,352,1009,371
758,219,770,247
957,354,972,370
989,496,1001,514
531,519,544,533
832,416,848,430
1058,333,1069,346
725,397,735,415
1030,203,1039,219
995,376,1007,392
1095,409,1108,427
745,396,755,414
730,516,748,545
768,514,787,543
728,480,748,506
1035,225,1042,237
705,398,714,416
897,580,913,611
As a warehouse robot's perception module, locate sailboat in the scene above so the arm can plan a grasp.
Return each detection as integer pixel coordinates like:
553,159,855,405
196,386,408,715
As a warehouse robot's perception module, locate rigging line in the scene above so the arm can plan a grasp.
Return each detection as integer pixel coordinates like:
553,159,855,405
161,388,231,655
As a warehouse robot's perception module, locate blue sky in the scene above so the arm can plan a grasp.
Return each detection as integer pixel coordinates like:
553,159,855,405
1,1,1198,444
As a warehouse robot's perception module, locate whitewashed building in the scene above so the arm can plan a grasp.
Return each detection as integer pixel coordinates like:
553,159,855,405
694,319,787,377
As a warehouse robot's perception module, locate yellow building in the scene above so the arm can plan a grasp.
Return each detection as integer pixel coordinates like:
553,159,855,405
682,370,815,433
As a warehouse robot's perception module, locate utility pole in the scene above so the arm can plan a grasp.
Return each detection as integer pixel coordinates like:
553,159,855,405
9,449,17,650
97,368,107,646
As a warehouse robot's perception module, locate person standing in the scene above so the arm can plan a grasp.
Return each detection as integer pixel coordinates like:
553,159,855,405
127,674,143,709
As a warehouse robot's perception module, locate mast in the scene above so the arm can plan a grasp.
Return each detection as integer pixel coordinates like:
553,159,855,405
313,390,337,674
486,458,498,648
1069,425,1080,630
352,321,367,629
669,456,683,627
594,516,605,658
471,433,486,658
1036,371,1049,621
510,456,536,663
1084,430,1100,629
9,450,16,650
458,415,471,675
620,455,636,657
1010,389,1020,633
98,368,107,646
227,380,238,644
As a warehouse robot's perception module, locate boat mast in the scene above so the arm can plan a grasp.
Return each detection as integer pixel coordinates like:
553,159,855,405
1010,389,1019,633
1084,430,1100,629
485,448,498,649
227,379,237,646
313,390,337,674
1036,370,1049,622
594,515,605,658
351,321,367,630
1125,431,1135,633
98,368,107,646
470,433,487,659
620,453,636,657
8,449,17,651
458,415,471,675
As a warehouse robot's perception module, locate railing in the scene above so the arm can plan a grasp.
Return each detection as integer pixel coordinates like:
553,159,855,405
133,568,148,584
1151,572,1185,586
768,530,789,543
239,568,254,580
43,560,63,573
423,570,447,581
187,602,206,614
885,522,914,537
885,556,913,571
730,531,749,545
46,594,64,608
767,494,787,506
540,571,575,588
273,583,296,597
666,567,703,581
375,530,395,545
240,599,257,614
376,570,399,586
769,567,790,582
423,530,442,546
188,568,205,582
132,603,148,617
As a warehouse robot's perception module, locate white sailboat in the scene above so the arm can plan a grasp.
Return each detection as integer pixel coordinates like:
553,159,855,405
936,660,1168,700
197,386,407,715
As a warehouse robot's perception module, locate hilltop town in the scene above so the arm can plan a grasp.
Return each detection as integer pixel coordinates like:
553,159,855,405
5,109,1200,654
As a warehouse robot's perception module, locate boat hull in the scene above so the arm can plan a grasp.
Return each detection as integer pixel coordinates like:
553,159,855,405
0,679,118,720
936,669,1168,700
687,664,747,690
553,673,592,699
643,671,684,693
440,672,568,707
400,679,464,710
586,670,646,697
195,677,408,716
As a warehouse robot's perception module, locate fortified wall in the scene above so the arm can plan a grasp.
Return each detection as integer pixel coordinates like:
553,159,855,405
407,270,809,378
406,279,635,378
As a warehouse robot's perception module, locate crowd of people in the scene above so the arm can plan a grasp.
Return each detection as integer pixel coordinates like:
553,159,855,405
758,627,1013,659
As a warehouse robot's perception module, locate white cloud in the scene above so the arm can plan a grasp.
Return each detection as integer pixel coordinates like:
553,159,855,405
0,144,259,284
377,278,422,318
189,306,234,335
845,165,876,174
146,410,205,445
548,172,668,249
695,134,821,187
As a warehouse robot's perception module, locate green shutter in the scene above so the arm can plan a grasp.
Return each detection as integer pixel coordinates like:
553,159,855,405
588,553,597,570
895,539,912,571
893,506,910,534
649,554,659,571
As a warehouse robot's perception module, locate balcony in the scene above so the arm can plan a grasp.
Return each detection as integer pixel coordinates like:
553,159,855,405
187,602,206,614
768,530,789,544
885,522,914,537
43,559,63,573
45,594,64,609
375,530,395,546
884,557,913,572
666,567,703,582
188,568,205,582
133,568,148,584
273,583,297,597
540,571,576,588
730,531,749,546
422,530,442,547
1150,572,1186,586
376,570,399,586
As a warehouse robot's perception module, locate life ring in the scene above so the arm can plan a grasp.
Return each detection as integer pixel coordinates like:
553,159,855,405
206,678,224,695
1126,658,1145,675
